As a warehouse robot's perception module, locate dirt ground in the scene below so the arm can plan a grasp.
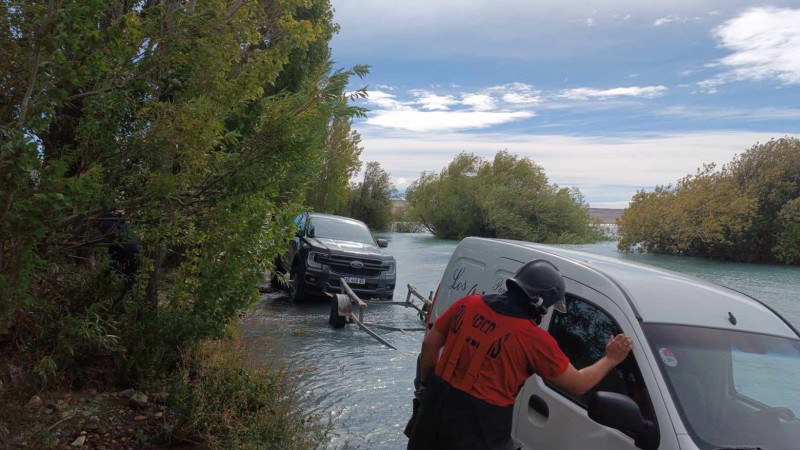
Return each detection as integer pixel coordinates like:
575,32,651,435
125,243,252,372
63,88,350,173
0,388,186,449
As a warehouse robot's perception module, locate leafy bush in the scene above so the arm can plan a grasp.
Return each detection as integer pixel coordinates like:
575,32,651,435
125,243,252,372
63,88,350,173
406,151,604,243
617,138,800,263
166,337,328,450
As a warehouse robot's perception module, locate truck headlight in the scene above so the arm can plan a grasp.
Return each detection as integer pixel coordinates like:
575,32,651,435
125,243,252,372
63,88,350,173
307,251,322,269
386,261,395,275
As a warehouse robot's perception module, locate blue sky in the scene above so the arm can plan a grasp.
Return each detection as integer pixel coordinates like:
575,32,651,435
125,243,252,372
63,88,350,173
329,1,800,208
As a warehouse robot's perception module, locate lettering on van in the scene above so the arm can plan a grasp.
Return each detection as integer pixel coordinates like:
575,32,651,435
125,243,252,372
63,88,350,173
449,266,479,295
492,277,507,294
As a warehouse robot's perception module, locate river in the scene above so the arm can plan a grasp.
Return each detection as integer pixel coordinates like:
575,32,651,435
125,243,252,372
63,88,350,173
240,232,800,450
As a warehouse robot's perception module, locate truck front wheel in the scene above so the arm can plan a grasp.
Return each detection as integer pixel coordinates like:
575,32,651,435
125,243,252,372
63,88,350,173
289,270,305,302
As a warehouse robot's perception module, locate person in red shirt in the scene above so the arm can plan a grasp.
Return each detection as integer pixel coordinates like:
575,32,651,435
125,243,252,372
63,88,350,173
407,260,633,450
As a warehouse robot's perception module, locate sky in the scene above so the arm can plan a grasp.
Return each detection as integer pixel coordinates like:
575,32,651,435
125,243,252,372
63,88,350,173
329,1,800,208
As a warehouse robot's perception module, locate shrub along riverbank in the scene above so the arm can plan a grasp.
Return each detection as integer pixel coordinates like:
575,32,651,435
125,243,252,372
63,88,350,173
617,138,800,264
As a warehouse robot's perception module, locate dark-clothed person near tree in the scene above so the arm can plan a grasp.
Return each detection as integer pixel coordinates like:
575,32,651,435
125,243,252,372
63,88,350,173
407,260,633,450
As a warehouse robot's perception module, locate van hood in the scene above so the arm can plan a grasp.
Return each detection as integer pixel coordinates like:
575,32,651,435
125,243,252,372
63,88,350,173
309,237,392,260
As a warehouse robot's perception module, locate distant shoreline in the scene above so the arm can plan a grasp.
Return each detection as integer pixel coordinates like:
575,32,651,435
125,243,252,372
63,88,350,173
589,208,624,224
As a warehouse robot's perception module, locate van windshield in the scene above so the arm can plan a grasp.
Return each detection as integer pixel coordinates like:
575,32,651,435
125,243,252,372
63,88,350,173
308,216,375,245
643,324,800,450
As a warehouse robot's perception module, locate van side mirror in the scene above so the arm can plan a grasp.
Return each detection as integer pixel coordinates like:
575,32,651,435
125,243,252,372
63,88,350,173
588,392,658,450
376,238,388,248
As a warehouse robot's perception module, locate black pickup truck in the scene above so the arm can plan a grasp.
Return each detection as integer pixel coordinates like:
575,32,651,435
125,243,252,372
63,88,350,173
274,213,396,301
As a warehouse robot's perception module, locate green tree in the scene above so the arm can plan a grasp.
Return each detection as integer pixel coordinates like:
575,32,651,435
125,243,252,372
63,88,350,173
406,151,602,242
306,117,363,213
617,138,800,264
0,0,367,380
344,161,396,230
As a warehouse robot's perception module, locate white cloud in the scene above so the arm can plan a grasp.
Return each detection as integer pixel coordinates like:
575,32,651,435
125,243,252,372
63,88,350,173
360,81,674,133
365,110,533,132
364,91,411,110
488,83,543,104
653,15,682,26
360,85,545,131
461,94,497,111
707,7,800,85
411,90,458,111
560,86,668,100
614,14,632,24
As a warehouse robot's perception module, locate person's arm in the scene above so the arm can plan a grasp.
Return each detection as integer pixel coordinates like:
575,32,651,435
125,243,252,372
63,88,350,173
548,334,632,396
418,327,446,387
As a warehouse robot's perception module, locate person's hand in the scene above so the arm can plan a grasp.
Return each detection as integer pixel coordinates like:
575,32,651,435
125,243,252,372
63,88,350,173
605,334,633,365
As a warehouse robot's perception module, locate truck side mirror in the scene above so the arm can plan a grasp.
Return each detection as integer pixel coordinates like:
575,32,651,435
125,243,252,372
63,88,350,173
376,238,388,248
588,391,658,450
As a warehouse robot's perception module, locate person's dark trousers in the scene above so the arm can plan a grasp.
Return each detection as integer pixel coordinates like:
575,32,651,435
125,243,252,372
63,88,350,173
407,375,514,450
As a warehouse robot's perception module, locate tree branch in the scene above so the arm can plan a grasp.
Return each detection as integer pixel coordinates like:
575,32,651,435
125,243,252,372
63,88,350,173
18,0,55,124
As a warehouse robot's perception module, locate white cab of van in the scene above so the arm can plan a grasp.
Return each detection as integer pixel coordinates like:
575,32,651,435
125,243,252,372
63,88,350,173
425,237,800,450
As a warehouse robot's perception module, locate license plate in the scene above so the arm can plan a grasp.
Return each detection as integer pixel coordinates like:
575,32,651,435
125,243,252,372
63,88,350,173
342,276,365,285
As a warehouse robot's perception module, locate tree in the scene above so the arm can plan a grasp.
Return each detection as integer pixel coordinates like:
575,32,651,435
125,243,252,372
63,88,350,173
0,0,368,379
305,118,363,213
344,161,396,230
617,138,800,264
406,151,602,242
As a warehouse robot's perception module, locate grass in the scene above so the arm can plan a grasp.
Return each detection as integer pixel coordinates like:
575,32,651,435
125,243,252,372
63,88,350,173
165,335,330,449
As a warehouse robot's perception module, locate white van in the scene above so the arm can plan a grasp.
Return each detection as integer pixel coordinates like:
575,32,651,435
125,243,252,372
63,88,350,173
423,237,800,450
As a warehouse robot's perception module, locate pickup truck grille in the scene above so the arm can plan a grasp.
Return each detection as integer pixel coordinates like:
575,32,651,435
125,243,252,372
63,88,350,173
317,254,388,277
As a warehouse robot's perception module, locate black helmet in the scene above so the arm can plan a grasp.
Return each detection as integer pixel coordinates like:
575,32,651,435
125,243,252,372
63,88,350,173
506,260,567,314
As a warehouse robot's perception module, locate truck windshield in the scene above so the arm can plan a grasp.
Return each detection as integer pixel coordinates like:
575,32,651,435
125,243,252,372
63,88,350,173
643,323,800,450
308,216,375,245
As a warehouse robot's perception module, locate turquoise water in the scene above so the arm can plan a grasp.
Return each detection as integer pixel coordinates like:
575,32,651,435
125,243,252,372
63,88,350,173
241,233,800,449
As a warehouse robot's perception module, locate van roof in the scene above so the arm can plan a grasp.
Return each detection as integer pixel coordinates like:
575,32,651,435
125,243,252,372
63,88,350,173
488,239,798,339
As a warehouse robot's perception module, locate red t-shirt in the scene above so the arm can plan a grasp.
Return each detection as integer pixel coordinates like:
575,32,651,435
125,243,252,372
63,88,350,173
433,295,569,407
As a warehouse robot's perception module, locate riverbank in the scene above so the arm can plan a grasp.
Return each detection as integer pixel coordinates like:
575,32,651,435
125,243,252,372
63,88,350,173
0,387,171,449
1,302,328,449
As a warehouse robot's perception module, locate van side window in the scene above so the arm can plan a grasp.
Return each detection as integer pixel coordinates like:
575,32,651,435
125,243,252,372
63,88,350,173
545,295,655,420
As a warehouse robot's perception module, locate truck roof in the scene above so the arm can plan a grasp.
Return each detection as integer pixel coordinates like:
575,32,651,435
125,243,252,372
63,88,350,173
489,239,799,339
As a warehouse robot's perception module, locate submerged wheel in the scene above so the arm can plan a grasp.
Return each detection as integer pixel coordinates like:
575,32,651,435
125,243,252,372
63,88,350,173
329,296,346,329
288,270,306,302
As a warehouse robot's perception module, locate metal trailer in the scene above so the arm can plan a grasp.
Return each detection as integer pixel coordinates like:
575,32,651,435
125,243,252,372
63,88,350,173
327,280,432,350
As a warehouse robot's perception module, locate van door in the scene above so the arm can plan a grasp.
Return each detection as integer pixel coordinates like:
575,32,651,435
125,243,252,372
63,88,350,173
512,279,661,450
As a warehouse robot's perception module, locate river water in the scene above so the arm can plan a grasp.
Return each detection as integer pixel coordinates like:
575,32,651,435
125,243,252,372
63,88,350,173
240,232,800,450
